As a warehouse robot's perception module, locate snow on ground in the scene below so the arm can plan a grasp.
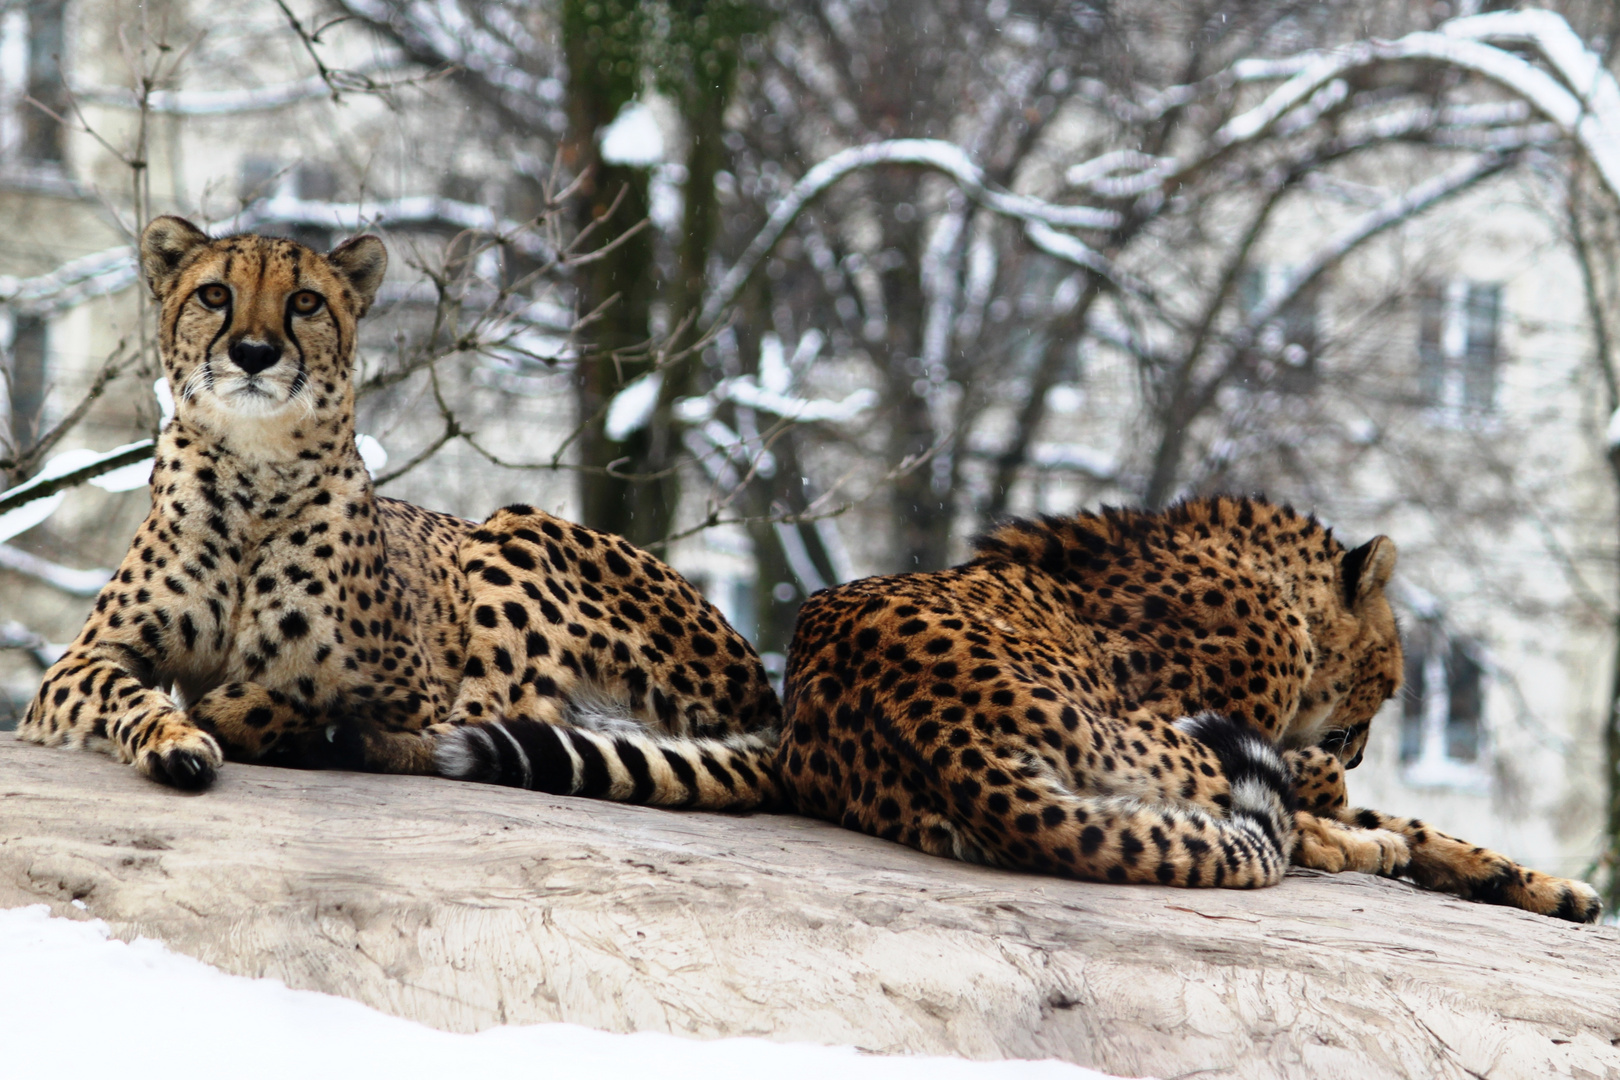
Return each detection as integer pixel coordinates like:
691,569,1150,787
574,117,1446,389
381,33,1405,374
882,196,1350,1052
0,906,1143,1080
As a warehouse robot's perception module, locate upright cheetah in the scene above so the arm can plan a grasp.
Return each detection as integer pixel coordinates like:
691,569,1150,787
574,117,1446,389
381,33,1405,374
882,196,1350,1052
779,498,1600,921
19,217,779,809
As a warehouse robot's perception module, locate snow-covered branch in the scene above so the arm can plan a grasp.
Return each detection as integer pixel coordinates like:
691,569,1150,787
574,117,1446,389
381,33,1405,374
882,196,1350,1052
0,440,155,529
0,247,140,317
0,544,112,597
702,139,1120,327
1063,13,1620,213
335,0,563,126
0,620,66,667
678,379,879,426
1195,13,1620,199
226,194,556,260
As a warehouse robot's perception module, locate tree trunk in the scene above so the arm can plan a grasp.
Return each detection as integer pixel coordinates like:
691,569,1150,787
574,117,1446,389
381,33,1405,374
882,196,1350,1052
563,0,661,545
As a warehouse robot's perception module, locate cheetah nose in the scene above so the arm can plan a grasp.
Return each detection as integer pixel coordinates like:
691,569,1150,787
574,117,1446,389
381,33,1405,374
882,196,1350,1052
228,340,282,375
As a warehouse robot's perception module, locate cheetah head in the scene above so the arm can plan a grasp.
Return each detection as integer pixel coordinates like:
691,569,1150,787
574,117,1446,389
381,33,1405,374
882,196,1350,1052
139,216,386,446
1290,535,1404,769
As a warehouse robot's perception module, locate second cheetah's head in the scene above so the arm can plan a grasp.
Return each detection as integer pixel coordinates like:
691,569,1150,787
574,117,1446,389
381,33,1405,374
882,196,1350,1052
1293,535,1405,770
139,216,386,443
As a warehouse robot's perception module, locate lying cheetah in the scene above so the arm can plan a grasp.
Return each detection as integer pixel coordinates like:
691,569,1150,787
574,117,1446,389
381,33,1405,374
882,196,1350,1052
19,217,779,808
779,497,1601,922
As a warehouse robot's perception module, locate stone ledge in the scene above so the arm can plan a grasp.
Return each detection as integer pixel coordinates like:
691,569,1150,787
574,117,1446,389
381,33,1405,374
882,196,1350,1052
2,738,1617,1079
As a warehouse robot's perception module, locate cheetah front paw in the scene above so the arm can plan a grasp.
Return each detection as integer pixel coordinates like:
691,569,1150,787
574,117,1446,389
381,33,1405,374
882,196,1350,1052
1560,880,1603,923
1511,873,1603,923
1294,812,1409,875
135,723,224,791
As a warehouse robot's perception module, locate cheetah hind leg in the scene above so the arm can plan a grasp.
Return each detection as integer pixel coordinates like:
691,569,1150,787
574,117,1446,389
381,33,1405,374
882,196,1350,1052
188,681,436,773
959,713,1297,889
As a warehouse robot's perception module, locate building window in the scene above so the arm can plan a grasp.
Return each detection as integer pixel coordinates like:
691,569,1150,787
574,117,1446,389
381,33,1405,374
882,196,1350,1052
1418,280,1501,412
1400,618,1486,784
0,1,65,165
1239,264,1318,388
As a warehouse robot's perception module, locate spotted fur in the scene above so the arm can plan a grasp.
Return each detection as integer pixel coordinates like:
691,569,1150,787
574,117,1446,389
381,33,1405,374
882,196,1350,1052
18,217,780,809
778,497,1600,921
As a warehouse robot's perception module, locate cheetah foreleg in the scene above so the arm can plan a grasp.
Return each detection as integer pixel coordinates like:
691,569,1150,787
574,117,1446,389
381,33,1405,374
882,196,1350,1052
1282,745,1349,814
20,656,223,790
1292,810,1407,875
1335,807,1601,923
1283,747,1407,874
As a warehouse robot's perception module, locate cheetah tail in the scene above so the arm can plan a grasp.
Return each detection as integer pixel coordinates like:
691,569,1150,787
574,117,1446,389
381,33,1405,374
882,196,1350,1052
1173,710,1297,863
434,718,782,812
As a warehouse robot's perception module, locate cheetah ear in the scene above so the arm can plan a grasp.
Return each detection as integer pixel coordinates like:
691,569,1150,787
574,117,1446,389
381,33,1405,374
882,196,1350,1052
327,234,388,317
140,216,210,303
1341,536,1396,608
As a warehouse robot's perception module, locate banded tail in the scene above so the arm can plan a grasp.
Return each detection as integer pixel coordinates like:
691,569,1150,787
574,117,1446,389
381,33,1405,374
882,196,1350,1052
434,718,781,811
1173,710,1296,862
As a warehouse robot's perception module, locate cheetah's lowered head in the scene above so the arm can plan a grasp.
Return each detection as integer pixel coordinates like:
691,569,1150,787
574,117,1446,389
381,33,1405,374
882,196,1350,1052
1284,534,1404,770
139,216,387,458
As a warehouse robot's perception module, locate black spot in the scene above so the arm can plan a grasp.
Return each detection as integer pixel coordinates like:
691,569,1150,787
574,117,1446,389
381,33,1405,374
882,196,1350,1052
500,544,536,571
502,601,529,629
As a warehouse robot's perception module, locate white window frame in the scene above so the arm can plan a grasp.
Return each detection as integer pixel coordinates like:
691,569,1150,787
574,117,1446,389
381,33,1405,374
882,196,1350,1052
1400,622,1490,793
1418,278,1502,418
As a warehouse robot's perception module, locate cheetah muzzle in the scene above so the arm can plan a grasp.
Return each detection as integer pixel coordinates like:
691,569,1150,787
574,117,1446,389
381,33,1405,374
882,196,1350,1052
19,217,781,811
777,497,1600,922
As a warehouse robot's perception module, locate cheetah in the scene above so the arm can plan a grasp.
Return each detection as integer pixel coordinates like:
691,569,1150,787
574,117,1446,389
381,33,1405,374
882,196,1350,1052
779,497,1601,922
18,216,780,810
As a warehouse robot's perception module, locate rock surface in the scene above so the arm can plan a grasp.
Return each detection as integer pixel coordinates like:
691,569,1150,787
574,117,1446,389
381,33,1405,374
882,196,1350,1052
2,737,1618,1079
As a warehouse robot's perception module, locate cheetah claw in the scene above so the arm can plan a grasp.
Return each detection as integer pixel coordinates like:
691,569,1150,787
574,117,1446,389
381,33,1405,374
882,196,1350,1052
143,746,219,791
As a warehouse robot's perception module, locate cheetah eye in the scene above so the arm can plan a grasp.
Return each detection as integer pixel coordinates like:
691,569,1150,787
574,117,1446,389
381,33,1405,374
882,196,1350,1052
290,290,324,316
197,284,230,309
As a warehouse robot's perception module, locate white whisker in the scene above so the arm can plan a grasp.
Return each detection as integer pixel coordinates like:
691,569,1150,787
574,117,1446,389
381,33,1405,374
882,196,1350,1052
289,371,317,418
179,362,210,403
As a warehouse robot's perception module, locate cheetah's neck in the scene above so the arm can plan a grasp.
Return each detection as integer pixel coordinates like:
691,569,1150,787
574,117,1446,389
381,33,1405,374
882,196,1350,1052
152,414,375,553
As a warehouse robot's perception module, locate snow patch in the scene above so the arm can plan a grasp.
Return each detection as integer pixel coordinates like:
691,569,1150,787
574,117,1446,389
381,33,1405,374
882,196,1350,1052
0,906,1139,1080
605,371,664,441
600,100,666,167
355,434,389,475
